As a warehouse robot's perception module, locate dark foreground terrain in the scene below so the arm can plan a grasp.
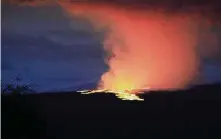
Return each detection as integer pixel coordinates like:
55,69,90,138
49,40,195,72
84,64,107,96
2,84,221,139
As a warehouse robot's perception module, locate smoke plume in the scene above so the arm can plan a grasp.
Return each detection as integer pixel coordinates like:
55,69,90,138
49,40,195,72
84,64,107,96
60,2,219,91
5,0,220,91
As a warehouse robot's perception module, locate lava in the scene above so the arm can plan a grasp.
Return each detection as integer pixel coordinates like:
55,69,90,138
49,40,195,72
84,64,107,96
78,89,145,101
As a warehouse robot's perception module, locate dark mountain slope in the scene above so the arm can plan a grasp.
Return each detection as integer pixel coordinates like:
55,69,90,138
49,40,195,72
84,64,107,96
2,84,221,139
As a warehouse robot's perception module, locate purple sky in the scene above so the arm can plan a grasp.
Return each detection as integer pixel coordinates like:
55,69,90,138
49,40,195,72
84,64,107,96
2,3,221,92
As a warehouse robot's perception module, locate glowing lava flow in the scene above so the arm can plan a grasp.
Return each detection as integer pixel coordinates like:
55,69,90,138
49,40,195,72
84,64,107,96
77,89,146,101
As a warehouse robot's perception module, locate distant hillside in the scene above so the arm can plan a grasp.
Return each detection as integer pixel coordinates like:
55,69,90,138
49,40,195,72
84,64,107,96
2,84,221,139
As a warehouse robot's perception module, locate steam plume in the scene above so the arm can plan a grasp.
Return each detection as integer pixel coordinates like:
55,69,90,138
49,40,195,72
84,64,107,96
5,0,220,91
60,2,216,91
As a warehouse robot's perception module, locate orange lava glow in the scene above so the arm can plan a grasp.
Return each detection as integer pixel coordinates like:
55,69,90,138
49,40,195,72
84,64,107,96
6,1,219,101
60,2,202,92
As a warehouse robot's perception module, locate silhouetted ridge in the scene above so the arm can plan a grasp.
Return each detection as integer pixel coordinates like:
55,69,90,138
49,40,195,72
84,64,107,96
2,84,221,139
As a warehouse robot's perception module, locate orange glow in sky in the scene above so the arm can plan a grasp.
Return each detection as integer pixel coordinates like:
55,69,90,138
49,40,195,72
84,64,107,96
61,2,202,92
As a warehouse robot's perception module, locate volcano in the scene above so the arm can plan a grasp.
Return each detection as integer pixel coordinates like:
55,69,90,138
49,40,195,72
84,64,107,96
2,84,221,139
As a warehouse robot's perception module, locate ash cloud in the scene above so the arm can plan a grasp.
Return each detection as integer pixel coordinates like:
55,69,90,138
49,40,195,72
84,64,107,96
3,0,221,90
58,1,221,90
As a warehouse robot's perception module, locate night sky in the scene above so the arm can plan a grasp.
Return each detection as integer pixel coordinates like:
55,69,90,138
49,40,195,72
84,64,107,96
2,1,221,92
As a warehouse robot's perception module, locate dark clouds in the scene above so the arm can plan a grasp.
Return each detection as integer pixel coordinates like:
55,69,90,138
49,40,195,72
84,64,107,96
2,32,104,61
2,3,105,61
2,3,106,91
5,0,221,5
5,0,221,11
5,0,221,26
67,0,221,10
